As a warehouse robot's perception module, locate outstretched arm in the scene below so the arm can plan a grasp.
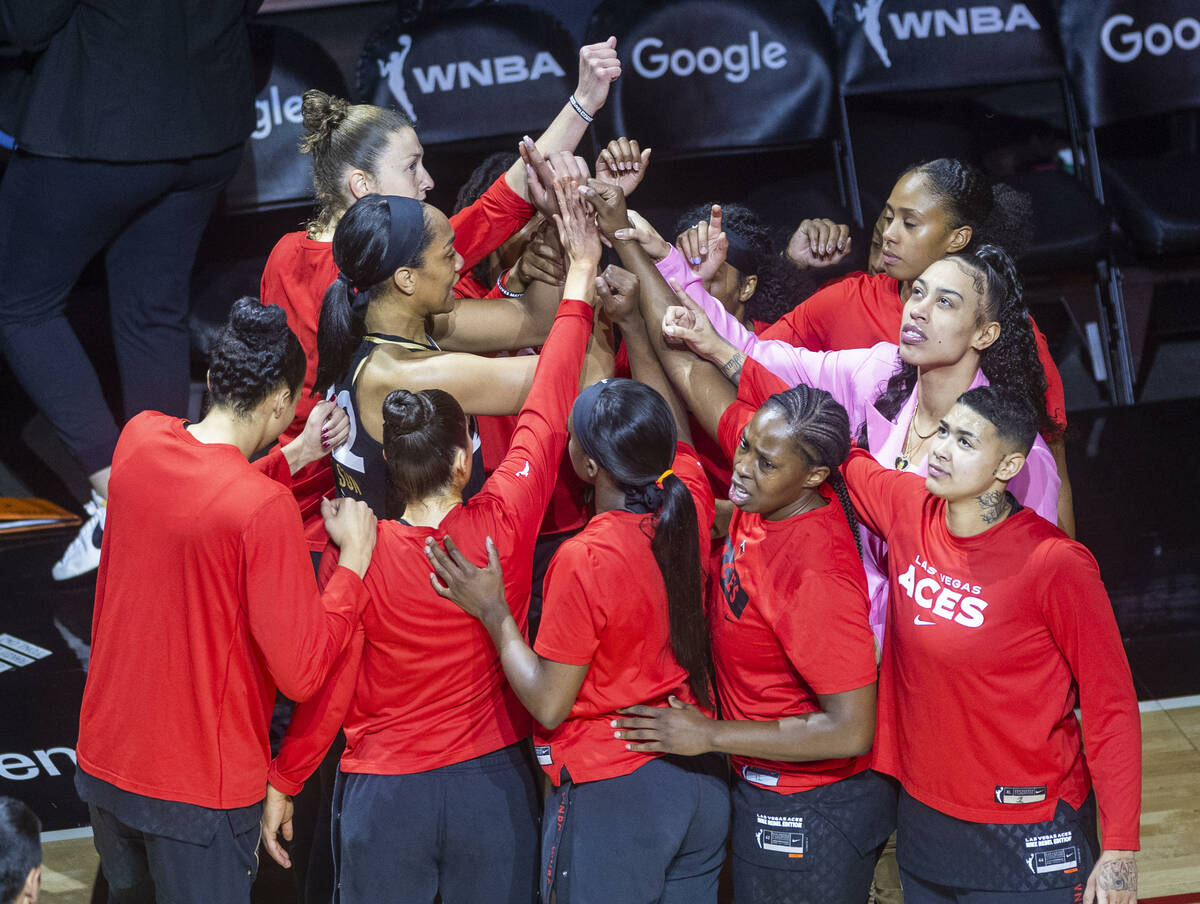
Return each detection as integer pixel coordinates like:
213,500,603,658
594,266,691,446
504,39,621,202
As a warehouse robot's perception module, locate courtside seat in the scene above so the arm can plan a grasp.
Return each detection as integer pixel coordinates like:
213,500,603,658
1008,167,1111,274
1100,154,1200,259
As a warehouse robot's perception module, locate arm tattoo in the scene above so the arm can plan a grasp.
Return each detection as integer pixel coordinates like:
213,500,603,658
976,490,1011,524
720,352,745,386
1097,856,1137,891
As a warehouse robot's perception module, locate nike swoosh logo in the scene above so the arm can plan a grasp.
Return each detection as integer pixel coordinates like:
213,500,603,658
913,615,937,626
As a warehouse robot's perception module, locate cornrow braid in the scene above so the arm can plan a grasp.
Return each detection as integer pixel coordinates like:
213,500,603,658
762,384,860,555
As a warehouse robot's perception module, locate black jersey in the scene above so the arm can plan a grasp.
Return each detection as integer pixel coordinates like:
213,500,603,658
329,332,484,518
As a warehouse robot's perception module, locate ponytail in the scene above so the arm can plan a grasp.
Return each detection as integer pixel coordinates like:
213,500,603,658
314,276,365,395
571,379,715,709
652,473,714,711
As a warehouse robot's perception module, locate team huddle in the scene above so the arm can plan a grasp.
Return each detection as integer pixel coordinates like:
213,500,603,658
74,38,1141,904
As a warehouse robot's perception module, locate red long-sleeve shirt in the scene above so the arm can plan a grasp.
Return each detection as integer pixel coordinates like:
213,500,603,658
761,272,1068,436
260,175,535,549
708,385,876,794
840,448,1141,849
76,414,369,809
268,298,593,793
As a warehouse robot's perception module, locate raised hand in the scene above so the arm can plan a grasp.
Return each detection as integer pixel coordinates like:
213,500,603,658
661,279,733,363
595,265,641,324
580,177,630,240
575,37,622,115
552,177,602,270
519,136,558,219
786,217,852,269
612,209,672,261
507,220,566,292
596,137,652,198
676,204,727,282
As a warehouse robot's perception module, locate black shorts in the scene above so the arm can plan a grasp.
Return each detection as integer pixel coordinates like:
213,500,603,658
896,788,1098,898
730,768,897,904
331,742,539,904
542,754,730,904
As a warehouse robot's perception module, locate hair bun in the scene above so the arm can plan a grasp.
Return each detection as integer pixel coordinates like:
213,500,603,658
228,297,288,350
382,389,435,435
301,90,351,151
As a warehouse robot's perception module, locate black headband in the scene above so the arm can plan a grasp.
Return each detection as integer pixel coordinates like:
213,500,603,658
724,230,760,277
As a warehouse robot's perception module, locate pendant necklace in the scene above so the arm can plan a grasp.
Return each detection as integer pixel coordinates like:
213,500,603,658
894,393,939,471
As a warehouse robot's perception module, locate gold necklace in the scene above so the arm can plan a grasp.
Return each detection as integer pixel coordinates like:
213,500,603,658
895,395,938,471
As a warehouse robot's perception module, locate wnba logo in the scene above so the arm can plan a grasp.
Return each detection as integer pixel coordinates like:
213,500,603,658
378,35,418,122
856,1,1042,68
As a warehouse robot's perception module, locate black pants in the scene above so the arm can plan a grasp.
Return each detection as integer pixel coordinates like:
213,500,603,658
332,743,540,904
88,801,260,904
543,755,731,904
0,146,241,474
730,769,897,904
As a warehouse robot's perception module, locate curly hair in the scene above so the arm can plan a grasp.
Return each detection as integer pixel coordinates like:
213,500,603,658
672,202,814,326
867,244,1056,443
908,158,1034,260
207,298,306,417
454,151,519,286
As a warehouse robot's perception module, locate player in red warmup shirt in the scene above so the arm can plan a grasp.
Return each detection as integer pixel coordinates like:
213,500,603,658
75,299,378,904
598,264,889,903
840,384,1140,904
258,185,601,904
426,270,728,904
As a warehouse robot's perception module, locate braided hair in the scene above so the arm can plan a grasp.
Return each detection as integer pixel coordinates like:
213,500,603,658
868,244,1056,443
761,384,862,559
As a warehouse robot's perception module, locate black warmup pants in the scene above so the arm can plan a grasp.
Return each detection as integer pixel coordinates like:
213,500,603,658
88,801,260,904
0,146,242,474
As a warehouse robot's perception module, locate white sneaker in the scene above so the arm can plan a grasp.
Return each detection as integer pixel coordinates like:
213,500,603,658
51,490,106,581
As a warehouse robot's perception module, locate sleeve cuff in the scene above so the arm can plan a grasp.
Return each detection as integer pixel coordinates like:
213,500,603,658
266,761,306,797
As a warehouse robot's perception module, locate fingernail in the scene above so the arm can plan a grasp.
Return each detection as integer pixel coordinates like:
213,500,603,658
322,441,329,449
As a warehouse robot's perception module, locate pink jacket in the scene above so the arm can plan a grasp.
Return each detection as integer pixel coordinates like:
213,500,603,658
658,249,1061,643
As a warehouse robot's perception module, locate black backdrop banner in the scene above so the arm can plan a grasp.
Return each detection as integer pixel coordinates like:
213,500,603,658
1058,0,1200,128
222,24,348,213
355,6,577,147
833,0,1061,94
584,0,837,155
